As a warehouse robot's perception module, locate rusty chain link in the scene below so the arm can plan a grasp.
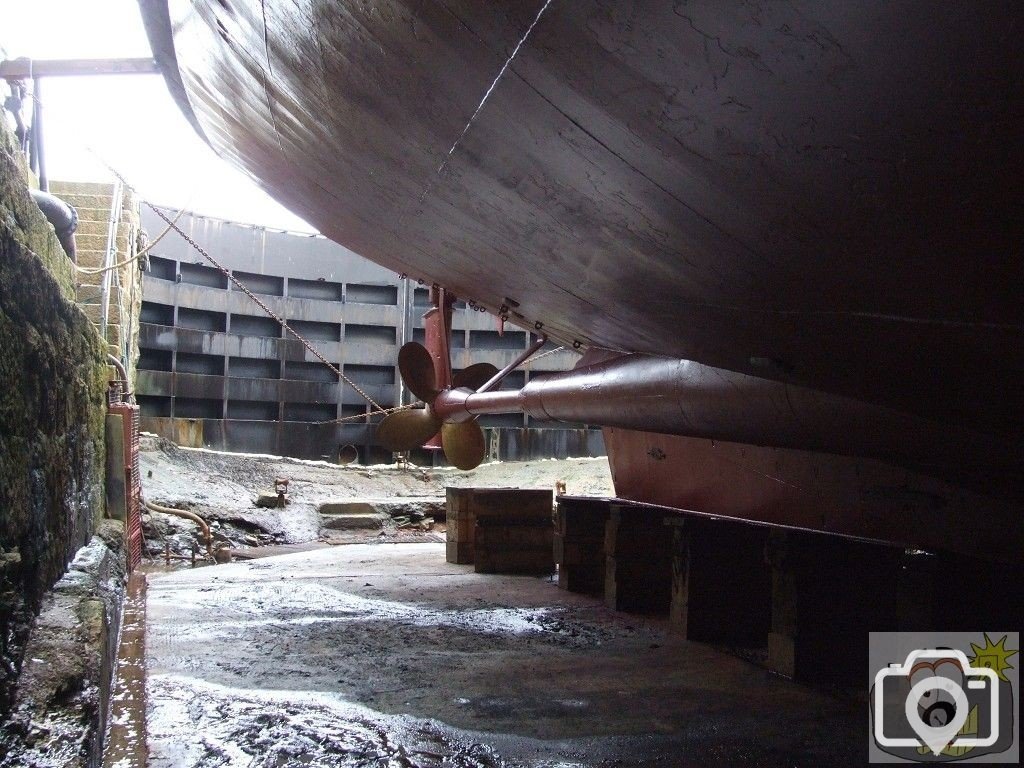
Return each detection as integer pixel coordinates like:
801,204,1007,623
142,201,386,411
325,402,419,425
37,112,425,425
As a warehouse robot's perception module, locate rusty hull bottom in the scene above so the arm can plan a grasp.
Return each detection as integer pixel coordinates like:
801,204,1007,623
603,427,1024,564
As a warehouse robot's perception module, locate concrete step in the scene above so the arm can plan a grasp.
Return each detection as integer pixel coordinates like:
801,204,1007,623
320,513,385,531
75,232,130,253
48,180,115,196
59,193,114,210
80,300,122,327
75,250,107,270
74,220,109,237
74,249,139,272
76,288,103,304
73,207,134,226
48,184,135,212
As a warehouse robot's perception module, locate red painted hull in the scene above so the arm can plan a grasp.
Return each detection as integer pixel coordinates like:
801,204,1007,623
603,427,1023,563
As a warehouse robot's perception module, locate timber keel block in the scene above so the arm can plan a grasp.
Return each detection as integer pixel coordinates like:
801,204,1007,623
554,497,611,594
445,487,554,574
605,505,672,614
666,517,770,645
445,487,476,564
765,530,904,683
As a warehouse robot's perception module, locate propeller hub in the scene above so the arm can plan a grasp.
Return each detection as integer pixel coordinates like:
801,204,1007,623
433,387,475,423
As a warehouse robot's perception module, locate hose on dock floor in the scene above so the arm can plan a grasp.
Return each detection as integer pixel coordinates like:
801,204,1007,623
142,494,213,559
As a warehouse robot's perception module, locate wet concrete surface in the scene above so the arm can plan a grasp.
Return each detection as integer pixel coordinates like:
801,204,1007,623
145,543,865,766
104,572,148,768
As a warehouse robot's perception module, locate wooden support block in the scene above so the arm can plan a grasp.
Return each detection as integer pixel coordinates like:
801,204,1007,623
446,487,554,570
475,549,555,575
666,517,770,644
765,529,903,684
474,520,554,575
445,541,474,565
555,497,612,536
445,487,475,564
555,536,604,567
475,523,552,549
558,565,605,594
668,523,691,633
553,498,611,594
604,505,673,614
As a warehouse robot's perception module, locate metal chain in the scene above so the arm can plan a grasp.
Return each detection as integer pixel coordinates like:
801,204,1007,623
322,402,418,425
25,98,391,414
142,201,384,411
83,159,565,421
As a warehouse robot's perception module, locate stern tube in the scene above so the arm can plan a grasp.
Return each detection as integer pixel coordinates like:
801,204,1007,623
433,353,1018,489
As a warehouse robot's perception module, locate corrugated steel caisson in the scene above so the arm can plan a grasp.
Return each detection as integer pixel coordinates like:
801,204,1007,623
140,1,1024,560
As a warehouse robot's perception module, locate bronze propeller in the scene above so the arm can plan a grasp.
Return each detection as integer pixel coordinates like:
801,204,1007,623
376,342,498,470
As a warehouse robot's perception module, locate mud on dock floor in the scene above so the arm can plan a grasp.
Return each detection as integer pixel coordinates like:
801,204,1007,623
143,543,864,766
138,436,614,559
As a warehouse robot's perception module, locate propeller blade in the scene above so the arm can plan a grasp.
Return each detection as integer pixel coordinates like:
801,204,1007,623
442,420,486,470
376,407,442,451
453,362,499,391
398,342,440,403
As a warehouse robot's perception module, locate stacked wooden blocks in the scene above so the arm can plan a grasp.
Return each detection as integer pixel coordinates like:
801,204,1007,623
604,505,673,614
445,487,554,574
553,497,610,594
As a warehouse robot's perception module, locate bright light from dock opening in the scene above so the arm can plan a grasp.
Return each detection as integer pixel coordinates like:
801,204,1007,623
0,0,317,233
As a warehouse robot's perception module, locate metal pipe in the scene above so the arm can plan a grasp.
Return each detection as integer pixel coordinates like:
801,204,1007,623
143,496,213,558
434,352,1021,483
476,334,547,393
107,353,131,389
31,77,46,191
30,188,77,261
463,389,522,413
0,57,159,78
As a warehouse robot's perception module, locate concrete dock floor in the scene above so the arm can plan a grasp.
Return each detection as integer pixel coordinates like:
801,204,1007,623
144,543,865,766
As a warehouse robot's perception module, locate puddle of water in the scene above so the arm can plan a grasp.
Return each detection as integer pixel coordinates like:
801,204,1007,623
104,572,148,768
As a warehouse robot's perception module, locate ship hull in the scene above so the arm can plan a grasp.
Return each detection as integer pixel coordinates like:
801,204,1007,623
142,1,1024,551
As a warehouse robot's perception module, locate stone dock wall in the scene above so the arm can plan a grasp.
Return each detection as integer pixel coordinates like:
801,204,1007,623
0,110,134,765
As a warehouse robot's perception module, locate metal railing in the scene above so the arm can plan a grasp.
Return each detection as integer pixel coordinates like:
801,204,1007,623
99,177,124,344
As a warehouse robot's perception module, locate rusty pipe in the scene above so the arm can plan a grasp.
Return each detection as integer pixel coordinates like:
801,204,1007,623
107,354,129,385
107,354,136,404
107,353,128,383
142,495,213,558
432,352,1019,482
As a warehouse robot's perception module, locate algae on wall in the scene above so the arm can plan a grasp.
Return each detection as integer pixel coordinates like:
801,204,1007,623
0,115,76,301
0,122,109,713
